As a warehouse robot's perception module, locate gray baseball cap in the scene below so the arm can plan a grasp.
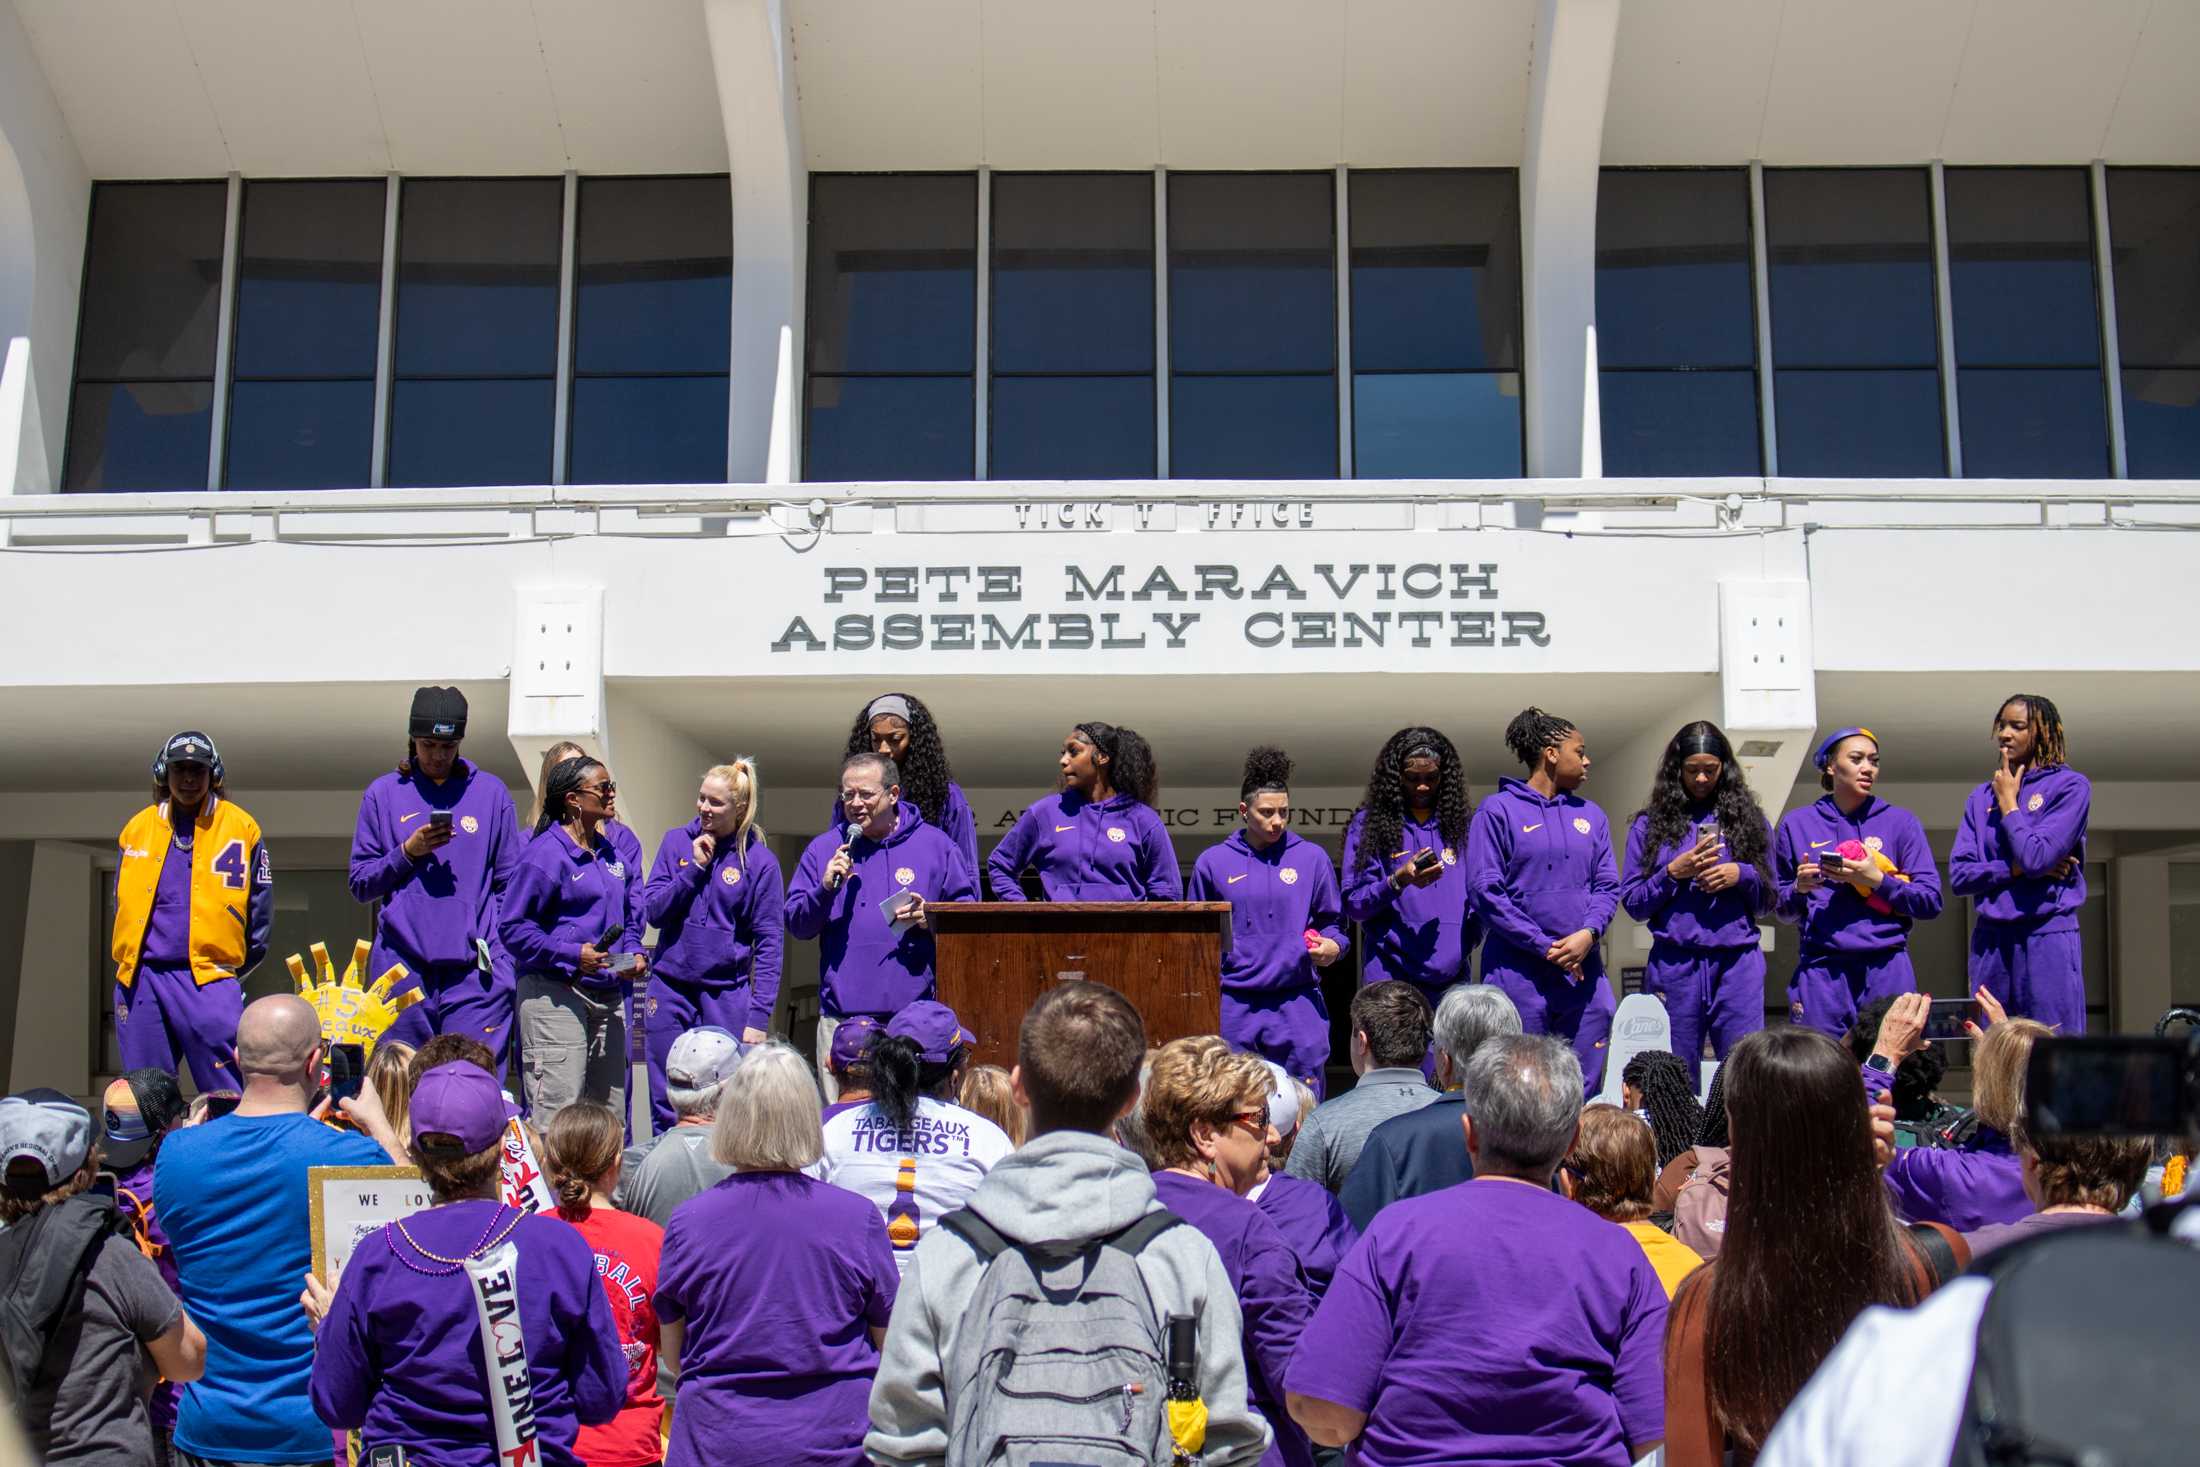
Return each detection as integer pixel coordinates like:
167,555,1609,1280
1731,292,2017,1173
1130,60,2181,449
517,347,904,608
1,1089,95,1194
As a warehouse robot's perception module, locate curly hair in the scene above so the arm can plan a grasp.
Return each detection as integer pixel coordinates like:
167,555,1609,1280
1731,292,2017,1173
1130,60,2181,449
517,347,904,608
1355,726,1471,873
1844,996,1948,1121
1142,1036,1272,1173
1503,707,1576,771
843,693,957,830
1631,720,1774,896
1074,722,1161,808
1627,1050,1704,1169
1995,693,2067,770
1240,745,1293,801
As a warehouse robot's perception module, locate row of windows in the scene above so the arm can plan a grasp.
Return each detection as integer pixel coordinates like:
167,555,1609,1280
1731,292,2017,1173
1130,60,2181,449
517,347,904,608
65,176,732,491
804,170,1524,481
63,166,2200,489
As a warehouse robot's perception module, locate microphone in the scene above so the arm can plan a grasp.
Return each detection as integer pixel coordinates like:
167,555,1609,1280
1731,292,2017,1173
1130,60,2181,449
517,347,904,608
827,822,859,889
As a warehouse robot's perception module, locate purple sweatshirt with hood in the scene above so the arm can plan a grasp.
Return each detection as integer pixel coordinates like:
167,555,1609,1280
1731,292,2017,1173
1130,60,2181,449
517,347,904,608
1619,807,1772,950
1189,830,1348,997
498,825,636,989
785,802,978,1017
642,821,786,1030
1340,809,1479,993
1467,778,1621,980
349,759,521,973
986,790,1182,902
1948,763,2090,931
1773,796,1943,957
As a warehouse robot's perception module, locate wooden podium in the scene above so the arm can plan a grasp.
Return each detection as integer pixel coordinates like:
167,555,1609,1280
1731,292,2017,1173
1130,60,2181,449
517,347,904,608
929,902,1232,1069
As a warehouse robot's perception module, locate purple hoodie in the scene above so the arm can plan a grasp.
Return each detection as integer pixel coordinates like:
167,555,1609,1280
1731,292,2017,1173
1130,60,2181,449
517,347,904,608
349,760,521,972
829,780,980,889
1618,808,1771,951
642,821,785,1029
986,789,1182,903
1773,796,1943,957
499,825,636,988
784,802,978,1016
1466,778,1621,978
1189,830,1347,997
1340,809,1479,992
1949,764,2089,930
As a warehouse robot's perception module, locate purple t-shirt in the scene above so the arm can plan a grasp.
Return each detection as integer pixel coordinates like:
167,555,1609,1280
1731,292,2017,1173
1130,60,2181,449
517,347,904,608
1251,1172,1359,1301
656,1172,897,1467
1286,1178,1668,1467
140,814,198,967
1964,1207,2117,1259
309,1202,627,1467
1882,1130,2033,1232
1151,1171,1316,1467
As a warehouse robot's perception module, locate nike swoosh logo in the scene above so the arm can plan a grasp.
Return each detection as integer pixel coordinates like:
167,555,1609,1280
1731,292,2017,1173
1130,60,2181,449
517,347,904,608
1809,840,1832,849
1054,824,1076,833
1522,823,1542,833
398,812,422,824
1227,873,1247,884
571,872,585,883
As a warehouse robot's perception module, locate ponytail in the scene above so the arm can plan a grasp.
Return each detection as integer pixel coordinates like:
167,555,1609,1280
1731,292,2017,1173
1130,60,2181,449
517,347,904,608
706,758,767,864
870,1034,925,1133
541,1100,623,1220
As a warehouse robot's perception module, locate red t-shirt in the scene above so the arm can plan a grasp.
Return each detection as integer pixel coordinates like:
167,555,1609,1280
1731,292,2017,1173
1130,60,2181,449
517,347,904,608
560,1204,664,1467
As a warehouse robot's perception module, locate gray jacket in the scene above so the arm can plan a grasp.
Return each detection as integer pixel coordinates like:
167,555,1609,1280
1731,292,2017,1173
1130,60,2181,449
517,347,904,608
864,1129,1272,1467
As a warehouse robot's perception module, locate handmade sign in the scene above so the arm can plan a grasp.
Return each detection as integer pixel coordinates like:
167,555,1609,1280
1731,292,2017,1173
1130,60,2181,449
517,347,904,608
289,939,422,1055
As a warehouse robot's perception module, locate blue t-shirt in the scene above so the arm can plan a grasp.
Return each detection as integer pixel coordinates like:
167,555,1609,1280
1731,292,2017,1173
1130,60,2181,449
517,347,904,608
154,1111,386,1462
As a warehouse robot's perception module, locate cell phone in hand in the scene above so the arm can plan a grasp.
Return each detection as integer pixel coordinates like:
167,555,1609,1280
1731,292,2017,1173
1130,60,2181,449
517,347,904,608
328,1042,367,1107
428,810,454,829
1924,998,1973,1042
1820,852,1848,873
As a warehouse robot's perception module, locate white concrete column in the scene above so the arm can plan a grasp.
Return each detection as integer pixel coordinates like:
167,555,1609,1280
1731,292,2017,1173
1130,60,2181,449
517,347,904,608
602,692,714,893
1718,577,1818,815
705,0,807,485
0,1,91,496
508,587,609,802
1519,0,1622,479
11,842,97,1097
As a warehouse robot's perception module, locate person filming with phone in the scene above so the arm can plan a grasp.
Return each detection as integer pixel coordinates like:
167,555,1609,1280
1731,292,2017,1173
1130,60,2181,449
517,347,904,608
786,753,977,1095
502,755,639,1125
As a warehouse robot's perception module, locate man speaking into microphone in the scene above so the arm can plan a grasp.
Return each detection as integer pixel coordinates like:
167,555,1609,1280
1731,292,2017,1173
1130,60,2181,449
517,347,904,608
786,753,977,1097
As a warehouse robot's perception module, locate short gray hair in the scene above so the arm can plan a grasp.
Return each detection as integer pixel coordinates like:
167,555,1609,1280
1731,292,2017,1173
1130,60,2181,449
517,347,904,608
1461,1034,1582,1177
667,1079,726,1122
711,1042,822,1172
1434,983,1523,1069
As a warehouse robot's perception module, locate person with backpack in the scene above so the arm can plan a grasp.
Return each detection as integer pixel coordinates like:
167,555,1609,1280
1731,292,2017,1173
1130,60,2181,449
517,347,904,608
2,1088,206,1466
866,981,1271,1467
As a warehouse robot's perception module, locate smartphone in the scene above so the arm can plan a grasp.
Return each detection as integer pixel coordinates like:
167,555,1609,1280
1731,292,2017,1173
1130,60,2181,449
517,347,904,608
328,1043,367,1107
202,1091,241,1120
1412,849,1443,873
2026,1037,2193,1138
1819,852,1848,873
1924,998,1973,1042
428,810,454,829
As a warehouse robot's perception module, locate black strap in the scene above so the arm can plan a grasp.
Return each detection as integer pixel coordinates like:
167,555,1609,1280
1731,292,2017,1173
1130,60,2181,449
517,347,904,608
939,1207,1012,1265
1104,1209,1184,1258
1907,1222,1962,1290
939,1206,1184,1268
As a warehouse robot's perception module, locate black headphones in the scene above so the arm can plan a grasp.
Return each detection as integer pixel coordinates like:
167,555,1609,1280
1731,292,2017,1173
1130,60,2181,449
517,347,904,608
152,731,224,786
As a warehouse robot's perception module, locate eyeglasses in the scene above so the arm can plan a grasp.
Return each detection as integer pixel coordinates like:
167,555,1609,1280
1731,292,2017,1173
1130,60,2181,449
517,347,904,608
1227,1110,1270,1139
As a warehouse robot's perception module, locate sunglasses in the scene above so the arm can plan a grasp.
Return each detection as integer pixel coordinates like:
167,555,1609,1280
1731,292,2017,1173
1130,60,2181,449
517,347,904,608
580,781,617,798
1227,1109,1270,1139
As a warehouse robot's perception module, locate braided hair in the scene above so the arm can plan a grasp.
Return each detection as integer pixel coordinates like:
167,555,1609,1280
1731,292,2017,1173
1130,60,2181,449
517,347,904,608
1075,721,1161,808
1504,707,1577,771
1996,693,2067,769
1240,745,1293,802
1631,721,1774,895
843,693,957,831
1695,1062,1731,1148
534,756,604,836
1627,1051,1705,1169
1355,727,1471,874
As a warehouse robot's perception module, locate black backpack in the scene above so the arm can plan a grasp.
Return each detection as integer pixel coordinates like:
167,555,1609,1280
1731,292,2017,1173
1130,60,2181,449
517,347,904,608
1946,1204,2200,1467
0,1193,127,1403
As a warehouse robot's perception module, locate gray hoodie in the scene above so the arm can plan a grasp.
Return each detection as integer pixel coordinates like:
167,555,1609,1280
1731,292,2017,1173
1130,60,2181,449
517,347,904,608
864,1129,1273,1467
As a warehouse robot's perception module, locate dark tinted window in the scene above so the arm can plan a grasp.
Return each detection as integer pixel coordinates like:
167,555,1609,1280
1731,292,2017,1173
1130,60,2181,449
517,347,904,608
2108,169,2200,478
570,176,731,484
1764,169,1943,476
65,182,226,490
1350,169,1522,477
805,175,975,480
1945,168,2106,477
389,178,562,486
1597,170,1759,475
989,173,1153,478
227,180,385,489
1169,174,1335,476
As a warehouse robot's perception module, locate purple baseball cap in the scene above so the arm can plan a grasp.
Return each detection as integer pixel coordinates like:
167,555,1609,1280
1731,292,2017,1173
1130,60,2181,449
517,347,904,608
409,1061,506,1155
829,1015,881,1072
888,1000,973,1065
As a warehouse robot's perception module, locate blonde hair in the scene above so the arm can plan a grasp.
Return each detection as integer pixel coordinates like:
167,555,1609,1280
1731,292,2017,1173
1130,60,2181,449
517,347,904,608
703,758,767,862
529,741,589,828
712,1042,822,1172
1142,1037,1273,1172
366,1040,416,1147
1973,1017,2052,1140
958,1064,1028,1146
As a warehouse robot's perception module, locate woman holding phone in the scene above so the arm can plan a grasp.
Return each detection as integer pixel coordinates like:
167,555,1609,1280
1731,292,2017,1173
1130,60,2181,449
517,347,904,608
986,722,1181,901
1340,727,1477,1006
1190,747,1349,1096
1773,728,1943,1040
502,755,639,1125
1620,722,1775,1065
1948,694,2091,1032
641,760,784,1130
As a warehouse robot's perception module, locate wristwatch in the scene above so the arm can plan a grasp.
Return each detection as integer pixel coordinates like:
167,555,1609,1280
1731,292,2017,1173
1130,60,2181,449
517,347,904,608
1864,1052,1897,1075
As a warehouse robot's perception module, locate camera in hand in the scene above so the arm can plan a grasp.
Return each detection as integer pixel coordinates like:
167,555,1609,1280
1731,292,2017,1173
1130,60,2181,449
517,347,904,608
2027,1009,2200,1141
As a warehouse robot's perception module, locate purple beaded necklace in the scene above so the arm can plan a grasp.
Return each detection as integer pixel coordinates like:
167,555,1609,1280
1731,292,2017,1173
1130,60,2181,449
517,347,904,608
385,1201,523,1277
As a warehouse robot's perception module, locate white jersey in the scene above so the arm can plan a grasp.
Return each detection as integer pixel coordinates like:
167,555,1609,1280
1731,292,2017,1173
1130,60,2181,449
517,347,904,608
811,1096,1015,1271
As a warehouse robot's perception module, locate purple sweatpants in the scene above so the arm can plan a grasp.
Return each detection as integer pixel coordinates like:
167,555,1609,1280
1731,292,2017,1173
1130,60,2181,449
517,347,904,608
115,965,241,1092
1645,943,1766,1063
1789,948,1916,1041
1223,988,1331,1101
1482,943,1617,1096
378,953,515,1079
642,975,754,1133
1970,923,2086,1035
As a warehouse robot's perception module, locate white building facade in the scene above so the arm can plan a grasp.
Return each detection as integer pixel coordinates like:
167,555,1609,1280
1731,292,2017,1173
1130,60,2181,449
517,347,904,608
2,0,2197,1095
